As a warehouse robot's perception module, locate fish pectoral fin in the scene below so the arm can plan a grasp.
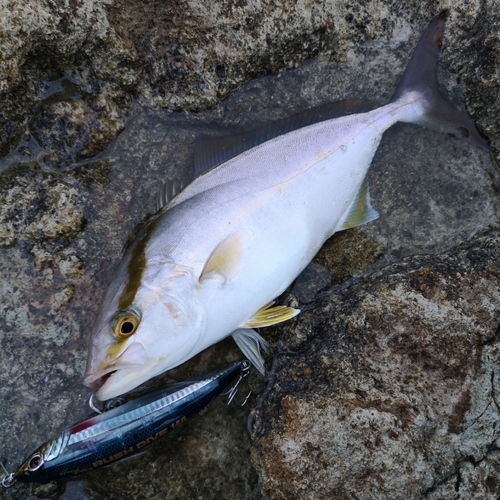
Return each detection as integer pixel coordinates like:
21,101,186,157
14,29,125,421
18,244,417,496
340,177,379,230
232,328,269,375
200,233,242,283
242,302,300,328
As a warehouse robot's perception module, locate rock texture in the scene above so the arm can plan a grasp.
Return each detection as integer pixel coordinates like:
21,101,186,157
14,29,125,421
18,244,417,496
251,227,500,499
0,0,139,163
1,0,500,168
0,0,499,499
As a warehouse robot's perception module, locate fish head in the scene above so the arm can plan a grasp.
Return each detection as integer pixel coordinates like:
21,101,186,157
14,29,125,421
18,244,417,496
84,259,205,400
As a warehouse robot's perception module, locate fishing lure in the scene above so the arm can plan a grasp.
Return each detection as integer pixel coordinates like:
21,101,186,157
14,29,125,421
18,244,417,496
1,360,249,486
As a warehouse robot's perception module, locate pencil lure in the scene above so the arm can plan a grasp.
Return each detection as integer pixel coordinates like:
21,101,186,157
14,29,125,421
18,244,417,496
2,361,248,485
84,11,488,400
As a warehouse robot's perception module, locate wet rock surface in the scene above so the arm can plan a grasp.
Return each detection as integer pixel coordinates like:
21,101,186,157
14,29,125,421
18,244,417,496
2,0,500,169
251,227,500,499
0,0,500,499
0,0,139,164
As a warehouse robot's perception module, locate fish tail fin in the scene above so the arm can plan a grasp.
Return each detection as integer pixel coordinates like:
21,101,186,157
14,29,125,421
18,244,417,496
391,10,489,150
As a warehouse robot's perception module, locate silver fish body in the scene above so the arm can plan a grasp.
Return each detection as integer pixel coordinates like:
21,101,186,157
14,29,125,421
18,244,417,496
84,12,487,400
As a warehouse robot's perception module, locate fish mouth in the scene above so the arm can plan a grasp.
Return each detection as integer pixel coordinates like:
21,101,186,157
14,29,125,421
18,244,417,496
83,342,150,392
94,364,162,401
85,370,116,390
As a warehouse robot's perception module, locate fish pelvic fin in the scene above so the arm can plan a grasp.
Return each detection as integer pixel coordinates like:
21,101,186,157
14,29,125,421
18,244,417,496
340,177,379,230
200,233,242,283
242,301,300,329
232,328,269,374
391,10,489,151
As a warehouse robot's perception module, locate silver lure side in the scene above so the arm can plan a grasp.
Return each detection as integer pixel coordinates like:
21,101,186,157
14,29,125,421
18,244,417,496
84,12,488,400
4,361,248,485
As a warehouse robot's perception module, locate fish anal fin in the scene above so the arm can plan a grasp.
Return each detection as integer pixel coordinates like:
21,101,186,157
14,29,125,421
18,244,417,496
200,233,242,282
340,177,379,230
242,302,300,329
232,328,269,374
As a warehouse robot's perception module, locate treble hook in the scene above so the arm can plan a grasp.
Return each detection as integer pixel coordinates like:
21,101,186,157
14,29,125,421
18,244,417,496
0,457,15,488
225,360,252,406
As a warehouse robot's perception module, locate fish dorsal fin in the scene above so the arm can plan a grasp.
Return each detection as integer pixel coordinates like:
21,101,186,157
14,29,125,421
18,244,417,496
340,177,379,230
156,178,186,211
193,131,246,177
242,301,300,329
199,233,242,282
194,98,377,176
232,328,269,374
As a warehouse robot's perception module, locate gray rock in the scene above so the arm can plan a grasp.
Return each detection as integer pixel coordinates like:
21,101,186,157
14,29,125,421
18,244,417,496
251,227,500,499
0,1,499,499
2,1,499,170
0,0,139,164
0,168,86,248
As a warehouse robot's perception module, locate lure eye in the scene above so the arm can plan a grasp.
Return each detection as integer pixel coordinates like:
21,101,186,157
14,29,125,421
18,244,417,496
28,454,44,471
112,309,141,339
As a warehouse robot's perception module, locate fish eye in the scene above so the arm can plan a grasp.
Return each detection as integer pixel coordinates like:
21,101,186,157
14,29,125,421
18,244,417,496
28,454,44,471
112,309,141,339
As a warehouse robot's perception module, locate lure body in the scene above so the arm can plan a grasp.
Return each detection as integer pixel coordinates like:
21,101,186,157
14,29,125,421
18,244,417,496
11,361,247,484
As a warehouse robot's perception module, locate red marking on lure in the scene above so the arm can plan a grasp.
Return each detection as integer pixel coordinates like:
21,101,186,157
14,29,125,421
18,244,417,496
70,417,99,435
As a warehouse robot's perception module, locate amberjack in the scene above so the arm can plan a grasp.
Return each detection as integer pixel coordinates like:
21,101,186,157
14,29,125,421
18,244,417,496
84,12,488,400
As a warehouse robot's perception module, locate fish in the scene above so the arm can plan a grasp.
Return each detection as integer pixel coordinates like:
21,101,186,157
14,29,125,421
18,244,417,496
2,361,248,485
83,11,488,400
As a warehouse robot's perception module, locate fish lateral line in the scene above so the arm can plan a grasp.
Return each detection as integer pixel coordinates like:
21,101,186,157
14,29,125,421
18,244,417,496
83,11,488,400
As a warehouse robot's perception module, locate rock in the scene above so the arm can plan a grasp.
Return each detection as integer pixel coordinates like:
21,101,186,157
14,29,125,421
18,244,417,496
0,2,499,500
58,255,85,281
251,227,500,499
314,229,384,286
443,7,500,157
0,0,140,163
0,168,86,248
2,0,499,169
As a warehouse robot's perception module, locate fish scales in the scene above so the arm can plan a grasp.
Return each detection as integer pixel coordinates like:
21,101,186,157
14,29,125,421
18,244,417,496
84,12,489,400
156,107,402,338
